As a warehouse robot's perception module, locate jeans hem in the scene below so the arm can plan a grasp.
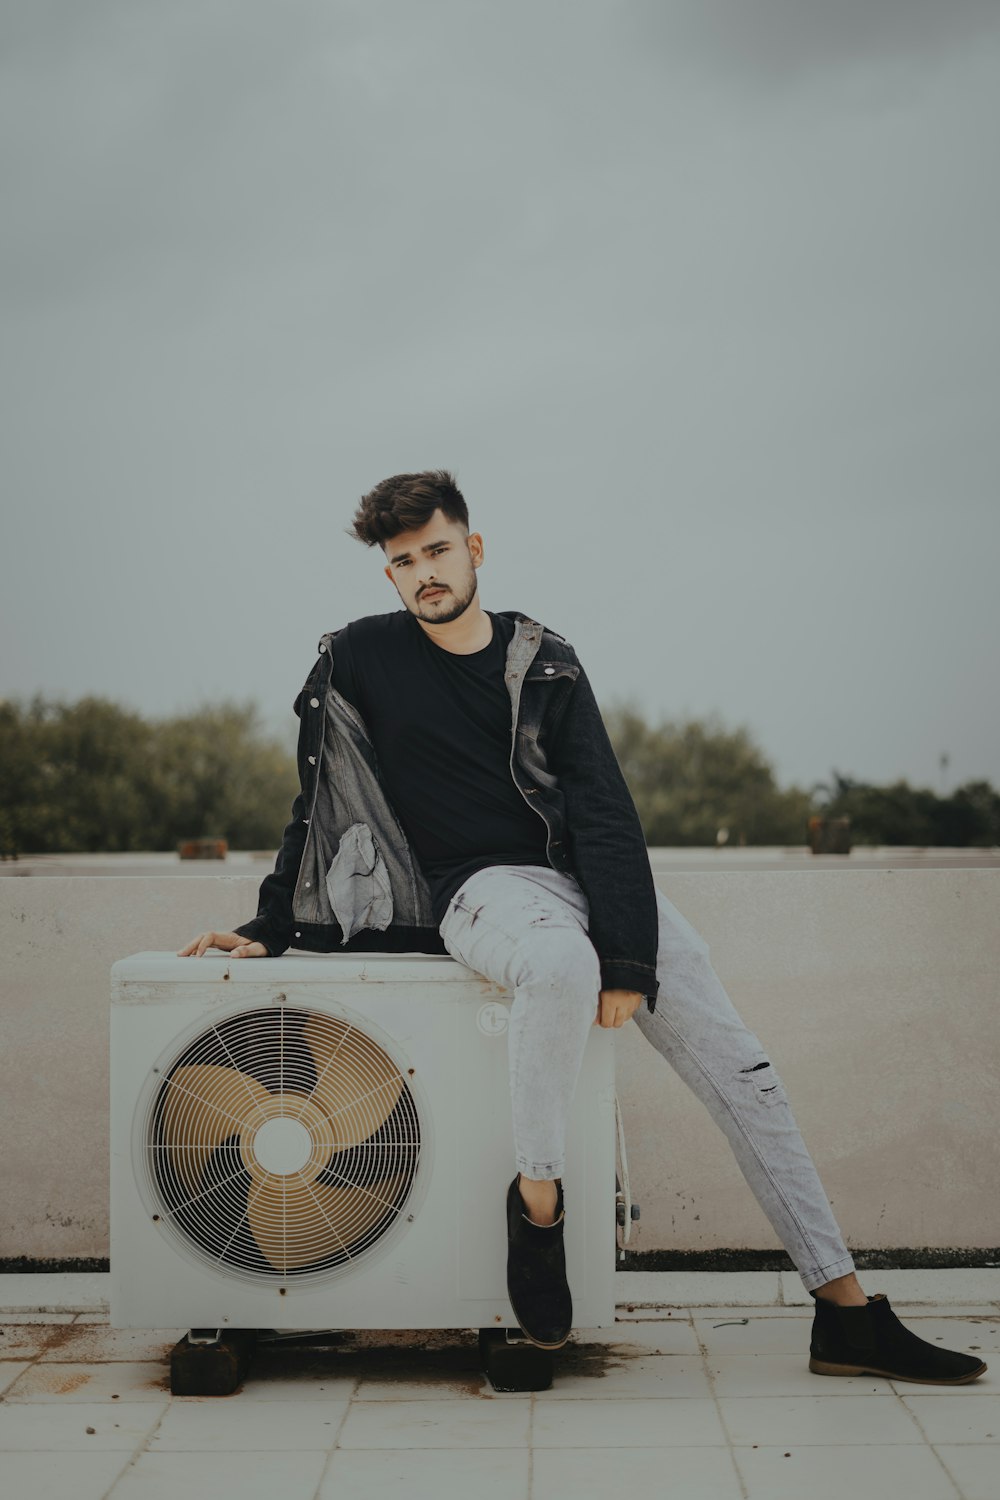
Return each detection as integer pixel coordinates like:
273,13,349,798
799,1253,858,1294
515,1157,565,1181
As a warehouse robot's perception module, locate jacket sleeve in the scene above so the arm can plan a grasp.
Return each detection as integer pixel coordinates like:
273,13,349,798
544,660,659,1007
233,676,315,957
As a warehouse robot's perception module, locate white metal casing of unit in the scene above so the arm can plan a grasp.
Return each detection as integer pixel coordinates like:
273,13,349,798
111,951,617,1332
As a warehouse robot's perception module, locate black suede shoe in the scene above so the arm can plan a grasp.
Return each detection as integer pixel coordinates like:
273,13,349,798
506,1175,573,1350
809,1291,988,1384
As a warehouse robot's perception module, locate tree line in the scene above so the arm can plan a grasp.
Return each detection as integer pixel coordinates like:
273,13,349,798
810,771,1000,850
0,695,996,855
603,707,998,848
0,697,298,856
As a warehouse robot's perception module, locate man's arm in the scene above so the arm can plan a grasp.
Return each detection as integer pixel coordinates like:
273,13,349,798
545,659,659,1007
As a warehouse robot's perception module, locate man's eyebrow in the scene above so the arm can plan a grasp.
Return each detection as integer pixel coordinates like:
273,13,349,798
387,538,452,564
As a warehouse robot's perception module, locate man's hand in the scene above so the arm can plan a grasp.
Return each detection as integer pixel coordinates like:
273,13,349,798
594,988,645,1028
177,931,269,959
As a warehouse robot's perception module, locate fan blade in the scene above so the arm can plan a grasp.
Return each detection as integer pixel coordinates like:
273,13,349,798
161,1064,269,1198
302,1016,405,1148
247,1172,406,1271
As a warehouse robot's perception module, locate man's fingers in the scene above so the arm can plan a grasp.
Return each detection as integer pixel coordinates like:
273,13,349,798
595,990,645,1028
176,935,208,957
175,932,219,957
177,933,266,960
594,1004,633,1028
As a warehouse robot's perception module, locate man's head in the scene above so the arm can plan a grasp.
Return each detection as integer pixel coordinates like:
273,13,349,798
349,470,484,625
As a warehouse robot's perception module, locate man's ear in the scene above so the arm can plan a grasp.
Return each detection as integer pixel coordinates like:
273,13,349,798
468,532,485,568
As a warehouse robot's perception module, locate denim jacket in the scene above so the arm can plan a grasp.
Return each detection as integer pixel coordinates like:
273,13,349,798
235,611,659,1009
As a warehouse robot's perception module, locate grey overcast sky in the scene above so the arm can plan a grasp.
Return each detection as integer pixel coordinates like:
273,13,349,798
3,0,998,793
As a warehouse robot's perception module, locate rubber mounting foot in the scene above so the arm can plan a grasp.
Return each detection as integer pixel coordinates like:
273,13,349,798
169,1329,257,1396
479,1328,554,1392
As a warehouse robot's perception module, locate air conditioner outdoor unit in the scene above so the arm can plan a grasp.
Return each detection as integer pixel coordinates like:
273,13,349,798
110,951,617,1389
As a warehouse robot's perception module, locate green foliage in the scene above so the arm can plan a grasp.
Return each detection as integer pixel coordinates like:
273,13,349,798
0,696,298,856
820,775,1000,848
603,706,1000,849
604,706,814,846
2,695,995,856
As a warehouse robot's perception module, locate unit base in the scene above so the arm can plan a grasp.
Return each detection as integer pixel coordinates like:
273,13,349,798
479,1328,554,1392
170,1329,257,1396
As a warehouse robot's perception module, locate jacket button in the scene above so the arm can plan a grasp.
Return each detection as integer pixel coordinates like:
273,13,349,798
295,931,301,939
310,697,319,708
319,644,327,653
304,881,311,889
544,667,555,675
308,756,316,766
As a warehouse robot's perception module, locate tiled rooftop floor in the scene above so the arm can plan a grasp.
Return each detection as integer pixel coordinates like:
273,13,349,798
0,1271,997,1500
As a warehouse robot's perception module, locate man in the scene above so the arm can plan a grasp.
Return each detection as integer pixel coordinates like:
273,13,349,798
181,469,984,1382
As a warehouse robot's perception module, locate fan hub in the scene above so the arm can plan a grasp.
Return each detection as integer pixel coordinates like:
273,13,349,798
250,1116,313,1176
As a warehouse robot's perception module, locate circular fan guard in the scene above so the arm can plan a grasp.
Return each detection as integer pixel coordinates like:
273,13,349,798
142,1006,421,1286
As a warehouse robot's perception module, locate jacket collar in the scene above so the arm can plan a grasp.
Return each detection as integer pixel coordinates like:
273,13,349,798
315,610,562,685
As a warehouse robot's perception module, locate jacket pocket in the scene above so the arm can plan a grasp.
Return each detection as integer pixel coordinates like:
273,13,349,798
325,822,394,942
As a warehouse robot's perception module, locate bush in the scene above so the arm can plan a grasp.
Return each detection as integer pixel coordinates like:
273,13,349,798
0,696,298,855
603,707,813,846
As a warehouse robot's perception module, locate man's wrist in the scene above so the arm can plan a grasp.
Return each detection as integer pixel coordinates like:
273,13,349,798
599,960,658,1000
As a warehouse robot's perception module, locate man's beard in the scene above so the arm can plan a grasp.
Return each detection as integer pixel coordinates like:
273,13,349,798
413,569,478,624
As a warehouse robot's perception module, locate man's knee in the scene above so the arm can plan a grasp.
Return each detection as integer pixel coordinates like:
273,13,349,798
515,925,600,1000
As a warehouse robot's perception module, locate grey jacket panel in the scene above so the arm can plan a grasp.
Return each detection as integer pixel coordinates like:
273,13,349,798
292,683,434,933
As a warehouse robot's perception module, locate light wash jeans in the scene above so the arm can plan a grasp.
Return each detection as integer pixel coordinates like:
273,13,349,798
439,863,856,1293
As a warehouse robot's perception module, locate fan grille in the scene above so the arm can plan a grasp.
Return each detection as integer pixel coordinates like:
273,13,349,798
142,1005,421,1285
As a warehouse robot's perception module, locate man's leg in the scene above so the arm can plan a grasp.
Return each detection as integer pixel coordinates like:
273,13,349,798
439,863,597,1212
439,864,598,1348
633,889,856,1293
635,888,986,1383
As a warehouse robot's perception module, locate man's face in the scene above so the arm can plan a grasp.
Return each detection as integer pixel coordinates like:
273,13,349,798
383,510,484,624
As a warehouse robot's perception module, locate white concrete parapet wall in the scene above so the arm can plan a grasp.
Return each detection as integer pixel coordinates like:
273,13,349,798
1,870,997,1261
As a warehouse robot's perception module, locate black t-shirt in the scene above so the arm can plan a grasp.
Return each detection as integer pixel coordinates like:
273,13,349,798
331,610,550,923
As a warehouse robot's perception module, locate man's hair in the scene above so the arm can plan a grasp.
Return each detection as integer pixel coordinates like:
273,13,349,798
349,469,469,548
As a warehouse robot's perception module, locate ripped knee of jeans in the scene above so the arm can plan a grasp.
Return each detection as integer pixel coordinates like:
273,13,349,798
738,1055,788,1107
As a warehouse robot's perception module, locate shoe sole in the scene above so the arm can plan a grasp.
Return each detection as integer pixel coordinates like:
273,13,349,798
508,1310,572,1351
506,1274,572,1351
809,1355,988,1384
